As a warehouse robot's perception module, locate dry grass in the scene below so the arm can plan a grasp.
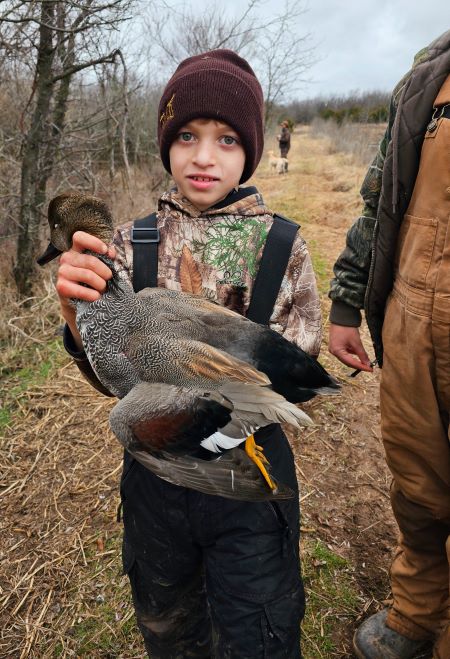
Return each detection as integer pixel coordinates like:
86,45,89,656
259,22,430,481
309,118,386,167
0,287,139,656
1,125,402,658
0,362,137,657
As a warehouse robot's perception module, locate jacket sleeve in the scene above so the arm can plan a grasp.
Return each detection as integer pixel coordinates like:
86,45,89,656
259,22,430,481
328,87,402,326
271,231,322,357
62,227,129,396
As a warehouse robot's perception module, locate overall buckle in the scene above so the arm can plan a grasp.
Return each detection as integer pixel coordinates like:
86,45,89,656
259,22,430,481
131,227,160,244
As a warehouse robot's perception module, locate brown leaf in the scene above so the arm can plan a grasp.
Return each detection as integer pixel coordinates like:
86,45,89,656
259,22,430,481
180,245,203,295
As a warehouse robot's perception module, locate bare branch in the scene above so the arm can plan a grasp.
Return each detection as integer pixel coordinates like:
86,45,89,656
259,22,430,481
0,0,136,294
51,48,120,82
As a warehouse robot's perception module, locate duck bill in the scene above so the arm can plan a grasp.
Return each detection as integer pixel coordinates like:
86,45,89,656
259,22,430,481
37,242,62,266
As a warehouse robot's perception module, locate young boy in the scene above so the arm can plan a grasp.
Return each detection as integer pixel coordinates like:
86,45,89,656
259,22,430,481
57,50,322,658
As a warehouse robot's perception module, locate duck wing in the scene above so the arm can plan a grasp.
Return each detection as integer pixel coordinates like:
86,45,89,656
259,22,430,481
128,447,294,501
135,290,341,404
125,334,270,389
200,382,313,452
218,382,312,426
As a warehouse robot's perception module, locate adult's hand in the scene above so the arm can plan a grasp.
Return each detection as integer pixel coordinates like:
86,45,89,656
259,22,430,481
328,323,373,372
56,231,116,349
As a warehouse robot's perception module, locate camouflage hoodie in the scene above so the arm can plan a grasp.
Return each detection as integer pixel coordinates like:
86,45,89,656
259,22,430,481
114,186,322,355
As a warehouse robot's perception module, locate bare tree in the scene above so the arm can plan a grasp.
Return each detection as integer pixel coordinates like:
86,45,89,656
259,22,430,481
252,2,315,129
142,0,265,66
0,0,134,295
141,0,314,130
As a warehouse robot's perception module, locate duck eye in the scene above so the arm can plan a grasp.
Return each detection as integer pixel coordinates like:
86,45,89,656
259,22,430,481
54,223,59,228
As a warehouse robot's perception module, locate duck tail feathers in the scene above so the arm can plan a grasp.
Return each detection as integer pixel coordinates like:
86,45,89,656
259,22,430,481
218,382,313,428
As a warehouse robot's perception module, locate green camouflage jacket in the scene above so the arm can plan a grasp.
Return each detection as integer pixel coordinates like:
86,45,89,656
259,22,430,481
329,30,450,363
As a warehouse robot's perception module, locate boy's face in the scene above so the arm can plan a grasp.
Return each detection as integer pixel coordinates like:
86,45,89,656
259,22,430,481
169,119,246,211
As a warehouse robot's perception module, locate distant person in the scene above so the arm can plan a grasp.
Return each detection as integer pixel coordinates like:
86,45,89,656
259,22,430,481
277,120,291,163
328,30,450,658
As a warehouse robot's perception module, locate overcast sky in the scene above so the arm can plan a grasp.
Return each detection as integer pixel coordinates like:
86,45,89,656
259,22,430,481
189,1,449,99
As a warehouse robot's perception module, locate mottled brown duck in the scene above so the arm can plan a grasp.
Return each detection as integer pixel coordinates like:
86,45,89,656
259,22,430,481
38,192,340,501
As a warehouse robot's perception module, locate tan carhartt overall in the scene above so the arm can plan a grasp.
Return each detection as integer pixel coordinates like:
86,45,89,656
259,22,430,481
380,75,450,657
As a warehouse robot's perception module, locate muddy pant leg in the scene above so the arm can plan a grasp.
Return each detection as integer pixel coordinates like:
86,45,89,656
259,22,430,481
381,291,450,640
127,559,211,659
203,427,305,658
120,456,212,658
387,482,449,641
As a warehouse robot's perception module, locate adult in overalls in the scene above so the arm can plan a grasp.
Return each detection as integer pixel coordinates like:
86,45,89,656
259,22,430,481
328,31,450,659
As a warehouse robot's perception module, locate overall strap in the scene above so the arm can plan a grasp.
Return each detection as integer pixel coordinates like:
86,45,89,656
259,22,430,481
131,212,159,292
246,214,299,325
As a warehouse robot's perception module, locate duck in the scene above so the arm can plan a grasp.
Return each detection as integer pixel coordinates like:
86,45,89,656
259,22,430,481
38,192,341,501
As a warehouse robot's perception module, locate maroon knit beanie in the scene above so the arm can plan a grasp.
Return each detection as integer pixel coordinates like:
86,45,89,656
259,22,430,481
158,49,264,183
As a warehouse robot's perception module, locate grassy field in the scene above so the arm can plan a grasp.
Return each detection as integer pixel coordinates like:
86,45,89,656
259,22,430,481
1,124,403,658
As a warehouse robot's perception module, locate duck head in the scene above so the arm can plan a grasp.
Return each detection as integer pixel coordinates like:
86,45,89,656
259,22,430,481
37,192,114,265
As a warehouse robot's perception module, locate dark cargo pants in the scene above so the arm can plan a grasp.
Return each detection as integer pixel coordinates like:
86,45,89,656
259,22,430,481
120,424,305,658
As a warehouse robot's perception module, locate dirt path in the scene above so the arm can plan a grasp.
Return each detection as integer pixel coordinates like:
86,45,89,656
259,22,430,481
1,127,402,658
258,127,399,656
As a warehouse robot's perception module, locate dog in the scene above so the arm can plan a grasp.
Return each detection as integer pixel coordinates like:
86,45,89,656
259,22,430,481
267,150,288,174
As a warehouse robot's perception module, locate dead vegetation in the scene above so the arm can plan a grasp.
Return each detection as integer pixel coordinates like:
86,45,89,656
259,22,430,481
0,363,128,657
309,118,387,166
1,126,409,658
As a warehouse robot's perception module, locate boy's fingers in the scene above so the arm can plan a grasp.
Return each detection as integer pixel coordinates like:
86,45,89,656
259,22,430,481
56,277,102,302
57,263,109,294
59,251,113,281
71,230,109,255
56,243,115,306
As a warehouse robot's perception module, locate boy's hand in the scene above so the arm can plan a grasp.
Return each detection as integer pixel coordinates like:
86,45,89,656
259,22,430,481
328,323,373,372
56,231,116,348
56,231,115,303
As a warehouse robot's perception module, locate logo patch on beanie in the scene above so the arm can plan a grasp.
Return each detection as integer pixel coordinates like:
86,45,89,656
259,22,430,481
160,93,176,126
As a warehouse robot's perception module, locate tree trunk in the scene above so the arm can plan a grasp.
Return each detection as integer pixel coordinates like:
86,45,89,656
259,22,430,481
14,1,55,296
10,0,128,296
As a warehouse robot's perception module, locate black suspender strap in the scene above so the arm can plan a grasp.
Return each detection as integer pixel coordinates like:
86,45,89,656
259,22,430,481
246,214,299,325
131,212,159,292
